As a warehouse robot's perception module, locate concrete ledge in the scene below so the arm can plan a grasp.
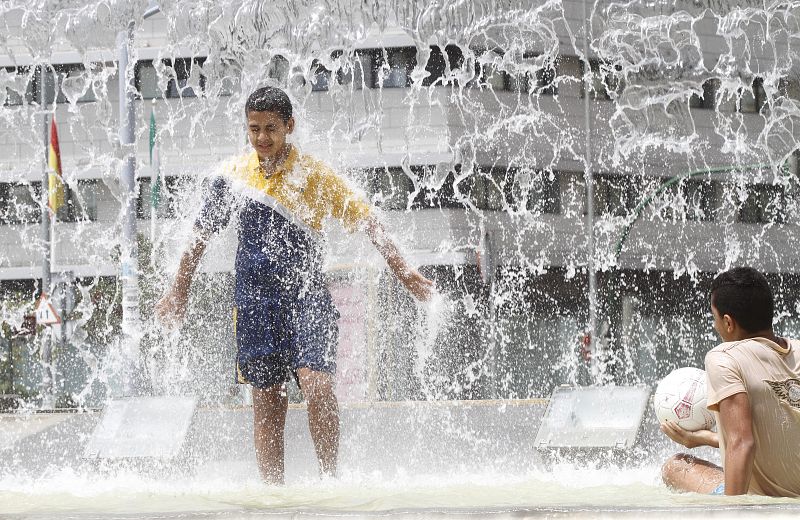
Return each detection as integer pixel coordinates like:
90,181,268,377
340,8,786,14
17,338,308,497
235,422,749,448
0,398,679,483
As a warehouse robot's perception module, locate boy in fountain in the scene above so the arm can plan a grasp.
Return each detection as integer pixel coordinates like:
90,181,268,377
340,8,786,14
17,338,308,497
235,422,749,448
660,266,800,497
156,86,434,484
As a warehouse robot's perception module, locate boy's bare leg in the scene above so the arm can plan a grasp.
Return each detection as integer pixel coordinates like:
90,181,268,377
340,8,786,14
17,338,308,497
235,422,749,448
662,453,724,493
253,385,288,484
297,367,339,477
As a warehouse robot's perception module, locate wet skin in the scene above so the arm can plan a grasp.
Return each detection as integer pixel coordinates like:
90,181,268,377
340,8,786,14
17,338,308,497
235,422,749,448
246,110,294,172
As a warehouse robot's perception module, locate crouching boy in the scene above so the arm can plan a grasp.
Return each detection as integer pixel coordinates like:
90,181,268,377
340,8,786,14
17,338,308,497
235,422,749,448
660,267,800,497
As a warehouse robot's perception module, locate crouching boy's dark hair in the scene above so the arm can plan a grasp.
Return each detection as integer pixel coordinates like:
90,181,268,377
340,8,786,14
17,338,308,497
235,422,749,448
711,266,773,333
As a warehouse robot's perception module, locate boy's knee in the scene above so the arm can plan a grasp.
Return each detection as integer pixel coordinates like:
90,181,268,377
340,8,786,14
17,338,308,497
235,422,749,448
298,369,334,396
661,453,692,486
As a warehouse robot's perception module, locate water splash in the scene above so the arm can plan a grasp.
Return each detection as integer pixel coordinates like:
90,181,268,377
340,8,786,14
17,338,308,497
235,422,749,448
0,0,799,509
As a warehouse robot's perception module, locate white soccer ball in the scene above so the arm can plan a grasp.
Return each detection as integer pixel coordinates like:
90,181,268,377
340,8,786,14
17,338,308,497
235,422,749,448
653,367,716,432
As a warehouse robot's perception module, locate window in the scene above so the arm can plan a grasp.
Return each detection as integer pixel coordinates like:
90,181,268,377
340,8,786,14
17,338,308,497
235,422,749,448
135,61,161,99
689,79,719,110
1,66,35,106
136,177,154,219
422,45,465,87
470,59,509,91
203,63,237,97
166,57,206,98
335,50,373,90
0,182,41,225
53,179,96,223
595,175,638,217
136,58,207,99
581,59,623,100
13,64,98,105
656,180,680,222
524,170,561,214
778,76,800,101
739,77,767,113
532,57,557,96
411,166,467,209
467,52,557,95
309,60,331,91
376,47,416,88
70,179,98,221
506,67,554,94
52,64,96,103
369,167,414,210
658,178,717,222
327,46,464,90
136,175,185,219
266,55,289,84
683,179,716,221
0,180,99,224
737,183,786,224
501,168,560,214
370,165,479,210
469,168,508,210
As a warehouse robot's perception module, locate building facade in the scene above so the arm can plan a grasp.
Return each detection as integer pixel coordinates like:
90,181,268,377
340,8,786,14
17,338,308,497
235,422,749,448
1,1,799,407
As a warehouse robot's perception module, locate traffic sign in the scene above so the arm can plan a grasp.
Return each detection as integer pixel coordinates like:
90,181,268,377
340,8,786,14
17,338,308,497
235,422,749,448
35,293,61,325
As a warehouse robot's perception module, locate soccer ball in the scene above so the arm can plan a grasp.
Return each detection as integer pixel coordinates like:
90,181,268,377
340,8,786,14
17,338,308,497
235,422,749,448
653,367,716,431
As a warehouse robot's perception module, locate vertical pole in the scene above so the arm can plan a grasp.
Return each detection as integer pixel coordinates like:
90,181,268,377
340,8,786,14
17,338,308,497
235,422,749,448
60,275,67,382
484,231,498,398
150,103,156,243
150,191,156,242
582,0,599,383
366,267,378,401
118,21,141,397
39,63,54,409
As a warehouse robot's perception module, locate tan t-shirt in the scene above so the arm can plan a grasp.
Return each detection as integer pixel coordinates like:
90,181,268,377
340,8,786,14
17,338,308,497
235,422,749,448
705,337,800,497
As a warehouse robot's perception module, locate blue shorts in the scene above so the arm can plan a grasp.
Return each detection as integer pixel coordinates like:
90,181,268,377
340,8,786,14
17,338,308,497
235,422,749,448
233,287,339,389
710,483,725,495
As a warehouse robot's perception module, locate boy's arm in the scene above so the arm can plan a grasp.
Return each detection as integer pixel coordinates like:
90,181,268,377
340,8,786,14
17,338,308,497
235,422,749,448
718,392,755,495
364,216,434,302
155,173,233,327
155,232,209,327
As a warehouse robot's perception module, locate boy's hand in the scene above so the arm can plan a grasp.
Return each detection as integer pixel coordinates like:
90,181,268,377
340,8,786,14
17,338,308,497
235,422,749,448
155,286,189,329
363,217,435,301
399,268,435,302
660,421,719,449
154,234,207,330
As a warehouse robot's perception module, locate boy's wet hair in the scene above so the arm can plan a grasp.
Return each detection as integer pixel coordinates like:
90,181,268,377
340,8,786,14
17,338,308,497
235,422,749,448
711,266,773,333
245,87,292,121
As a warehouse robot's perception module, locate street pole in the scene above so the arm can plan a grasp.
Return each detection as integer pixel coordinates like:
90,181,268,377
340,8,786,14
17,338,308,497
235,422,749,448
582,0,598,384
39,63,55,409
118,21,141,397
112,3,161,399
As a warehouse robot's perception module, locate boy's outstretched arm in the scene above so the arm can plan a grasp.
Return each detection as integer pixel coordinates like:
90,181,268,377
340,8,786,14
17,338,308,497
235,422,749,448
155,231,209,327
364,216,434,302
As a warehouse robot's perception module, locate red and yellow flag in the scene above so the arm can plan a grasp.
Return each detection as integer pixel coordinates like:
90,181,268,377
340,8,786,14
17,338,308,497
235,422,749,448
48,117,65,213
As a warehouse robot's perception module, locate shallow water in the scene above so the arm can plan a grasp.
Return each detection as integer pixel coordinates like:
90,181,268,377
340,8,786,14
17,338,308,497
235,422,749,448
2,466,798,517
1,401,797,518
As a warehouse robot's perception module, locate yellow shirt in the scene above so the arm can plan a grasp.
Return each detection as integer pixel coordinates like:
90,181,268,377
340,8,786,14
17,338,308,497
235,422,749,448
224,146,371,234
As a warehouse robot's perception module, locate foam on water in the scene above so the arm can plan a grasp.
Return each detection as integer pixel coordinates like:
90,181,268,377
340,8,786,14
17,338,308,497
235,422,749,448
0,465,795,516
